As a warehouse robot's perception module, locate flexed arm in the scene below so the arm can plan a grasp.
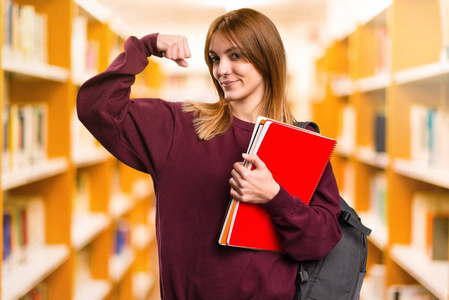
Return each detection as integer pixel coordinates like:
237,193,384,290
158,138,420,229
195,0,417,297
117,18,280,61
76,33,191,176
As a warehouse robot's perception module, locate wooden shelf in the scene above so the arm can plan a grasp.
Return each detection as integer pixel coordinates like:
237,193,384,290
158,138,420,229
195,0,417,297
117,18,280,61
393,159,449,189
355,73,390,93
73,0,112,23
2,158,69,190
73,279,112,300
2,58,69,82
72,213,111,250
72,71,98,86
74,0,132,39
1,245,70,300
109,193,134,219
109,249,135,283
109,18,134,40
390,245,448,300
315,1,449,297
131,178,154,199
72,148,110,168
360,276,383,300
335,142,354,158
133,272,155,300
356,0,393,26
394,61,449,85
330,77,354,97
355,147,389,169
132,224,155,250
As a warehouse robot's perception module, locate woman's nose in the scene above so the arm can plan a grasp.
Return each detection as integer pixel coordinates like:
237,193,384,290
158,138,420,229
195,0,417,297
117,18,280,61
217,59,230,76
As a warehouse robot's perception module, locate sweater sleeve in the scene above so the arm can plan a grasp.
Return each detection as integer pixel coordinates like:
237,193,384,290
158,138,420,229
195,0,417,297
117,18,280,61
262,133,342,261
76,33,175,177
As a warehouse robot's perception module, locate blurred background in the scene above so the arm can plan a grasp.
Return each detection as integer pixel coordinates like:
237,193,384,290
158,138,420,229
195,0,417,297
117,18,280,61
93,0,393,119
2,0,449,299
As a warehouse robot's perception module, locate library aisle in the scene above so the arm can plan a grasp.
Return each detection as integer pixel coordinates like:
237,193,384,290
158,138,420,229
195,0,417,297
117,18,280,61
315,0,449,299
1,0,159,299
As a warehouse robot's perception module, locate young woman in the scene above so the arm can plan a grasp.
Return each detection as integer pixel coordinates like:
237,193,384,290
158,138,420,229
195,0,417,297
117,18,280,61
77,8,341,300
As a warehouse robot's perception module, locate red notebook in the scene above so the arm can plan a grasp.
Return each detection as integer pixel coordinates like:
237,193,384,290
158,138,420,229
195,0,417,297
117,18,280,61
219,117,336,252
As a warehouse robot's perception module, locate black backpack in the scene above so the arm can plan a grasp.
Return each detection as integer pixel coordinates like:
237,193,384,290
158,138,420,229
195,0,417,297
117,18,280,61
293,121,372,300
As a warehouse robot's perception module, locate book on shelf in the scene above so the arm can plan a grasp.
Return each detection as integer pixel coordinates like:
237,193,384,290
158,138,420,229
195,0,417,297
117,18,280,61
2,78,10,172
71,15,89,83
3,1,48,64
3,105,10,173
2,195,45,275
369,171,387,225
340,163,355,207
109,38,123,65
3,202,28,268
314,70,327,101
19,282,49,300
71,15,100,83
374,107,386,153
85,40,100,75
440,0,449,61
219,117,336,252
114,219,130,255
110,162,122,196
74,246,92,290
428,214,448,260
411,191,449,260
361,264,386,299
71,109,100,160
72,172,91,217
336,103,355,154
409,104,449,170
374,24,390,75
330,74,352,96
2,103,48,174
411,192,428,253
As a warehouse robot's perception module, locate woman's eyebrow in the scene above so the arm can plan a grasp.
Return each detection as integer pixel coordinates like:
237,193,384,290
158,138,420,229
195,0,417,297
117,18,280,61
208,47,240,55
225,47,239,54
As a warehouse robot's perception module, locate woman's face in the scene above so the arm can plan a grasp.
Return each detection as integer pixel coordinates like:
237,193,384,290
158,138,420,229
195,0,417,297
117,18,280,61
208,33,265,107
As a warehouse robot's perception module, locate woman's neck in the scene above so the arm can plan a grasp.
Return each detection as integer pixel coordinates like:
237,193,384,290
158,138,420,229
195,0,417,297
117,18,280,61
230,101,262,124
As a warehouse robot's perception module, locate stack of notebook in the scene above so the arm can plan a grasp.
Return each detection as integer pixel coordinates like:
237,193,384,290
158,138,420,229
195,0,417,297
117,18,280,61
219,117,337,253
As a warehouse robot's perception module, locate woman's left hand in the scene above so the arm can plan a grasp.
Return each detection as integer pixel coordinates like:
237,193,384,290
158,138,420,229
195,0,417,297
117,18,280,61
229,153,280,204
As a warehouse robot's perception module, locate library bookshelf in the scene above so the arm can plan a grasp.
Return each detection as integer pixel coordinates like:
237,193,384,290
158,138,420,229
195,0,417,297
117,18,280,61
1,0,159,299
314,0,449,299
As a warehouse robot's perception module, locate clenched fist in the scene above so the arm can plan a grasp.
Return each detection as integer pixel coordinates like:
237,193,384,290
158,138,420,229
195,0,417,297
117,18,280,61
156,34,191,67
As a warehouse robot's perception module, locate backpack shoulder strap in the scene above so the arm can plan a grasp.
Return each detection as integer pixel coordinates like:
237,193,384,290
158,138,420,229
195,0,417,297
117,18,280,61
339,211,372,236
294,121,320,134
339,196,372,236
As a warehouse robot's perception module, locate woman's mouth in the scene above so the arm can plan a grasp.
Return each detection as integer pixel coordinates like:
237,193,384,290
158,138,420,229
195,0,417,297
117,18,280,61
221,80,237,88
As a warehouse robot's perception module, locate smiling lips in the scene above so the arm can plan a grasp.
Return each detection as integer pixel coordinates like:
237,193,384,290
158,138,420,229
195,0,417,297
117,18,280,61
221,80,238,89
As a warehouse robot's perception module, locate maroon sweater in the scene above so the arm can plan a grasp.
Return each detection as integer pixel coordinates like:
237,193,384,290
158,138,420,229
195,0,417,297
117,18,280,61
77,33,342,300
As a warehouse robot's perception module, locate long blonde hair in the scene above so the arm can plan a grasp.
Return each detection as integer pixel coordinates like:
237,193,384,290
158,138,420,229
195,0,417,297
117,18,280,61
182,8,294,140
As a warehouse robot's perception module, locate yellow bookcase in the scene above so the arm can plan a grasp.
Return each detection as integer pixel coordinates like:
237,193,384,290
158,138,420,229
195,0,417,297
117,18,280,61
0,0,3,297
1,0,159,299
316,0,449,299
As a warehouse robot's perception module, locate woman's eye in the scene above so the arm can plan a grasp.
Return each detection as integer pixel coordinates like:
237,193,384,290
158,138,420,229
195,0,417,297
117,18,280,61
231,53,240,59
210,56,219,63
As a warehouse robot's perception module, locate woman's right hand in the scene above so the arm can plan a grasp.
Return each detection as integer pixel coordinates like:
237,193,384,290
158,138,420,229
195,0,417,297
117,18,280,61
156,34,191,68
